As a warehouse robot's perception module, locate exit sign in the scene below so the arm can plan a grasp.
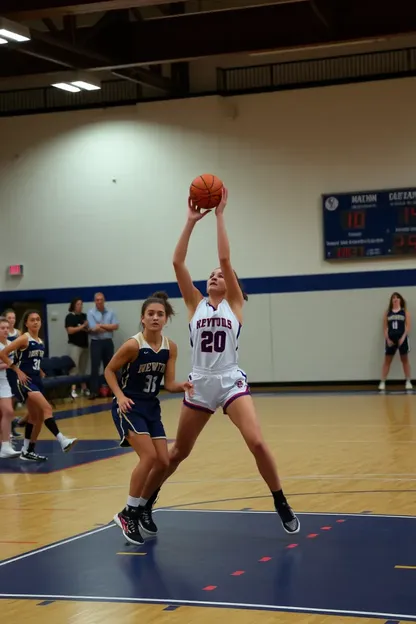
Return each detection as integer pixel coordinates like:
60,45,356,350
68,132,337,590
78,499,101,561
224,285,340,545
8,265,23,276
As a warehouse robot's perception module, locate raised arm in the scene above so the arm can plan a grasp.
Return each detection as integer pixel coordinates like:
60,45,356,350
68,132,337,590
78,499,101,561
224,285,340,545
104,339,138,413
172,198,207,314
215,188,245,318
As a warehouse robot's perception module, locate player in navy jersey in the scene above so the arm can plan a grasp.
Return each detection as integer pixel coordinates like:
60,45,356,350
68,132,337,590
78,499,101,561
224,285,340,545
0,310,77,462
105,292,194,545
141,188,299,535
379,292,412,391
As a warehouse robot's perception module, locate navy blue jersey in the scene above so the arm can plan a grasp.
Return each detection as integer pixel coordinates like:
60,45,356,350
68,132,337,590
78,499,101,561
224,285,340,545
14,333,45,376
387,308,406,338
120,332,170,400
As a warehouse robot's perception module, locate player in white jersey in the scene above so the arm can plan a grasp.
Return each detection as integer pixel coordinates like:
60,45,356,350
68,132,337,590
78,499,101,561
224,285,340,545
140,187,300,535
0,317,20,458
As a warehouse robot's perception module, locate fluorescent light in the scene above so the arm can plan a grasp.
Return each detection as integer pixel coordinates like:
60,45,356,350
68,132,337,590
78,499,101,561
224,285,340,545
0,37,8,45
52,82,81,93
71,80,101,91
0,28,30,42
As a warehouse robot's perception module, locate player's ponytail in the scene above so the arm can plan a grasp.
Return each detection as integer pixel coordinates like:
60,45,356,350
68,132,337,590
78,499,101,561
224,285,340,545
233,271,248,301
141,291,175,320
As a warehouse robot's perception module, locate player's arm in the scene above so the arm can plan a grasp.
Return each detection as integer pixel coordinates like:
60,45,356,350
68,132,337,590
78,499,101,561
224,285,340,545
400,310,412,345
104,339,138,411
0,334,28,367
383,311,390,342
215,188,245,320
405,310,411,335
173,199,208,315
164,341,194,395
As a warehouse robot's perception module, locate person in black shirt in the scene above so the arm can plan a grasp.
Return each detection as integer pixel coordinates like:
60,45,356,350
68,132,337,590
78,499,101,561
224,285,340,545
65,298,90,398
379,292,412,392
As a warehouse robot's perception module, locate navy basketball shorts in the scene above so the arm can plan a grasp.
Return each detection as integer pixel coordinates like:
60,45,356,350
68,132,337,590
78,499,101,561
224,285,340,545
184,367,250,414
385,335,410,356
16,376,44,403
112,397,166,447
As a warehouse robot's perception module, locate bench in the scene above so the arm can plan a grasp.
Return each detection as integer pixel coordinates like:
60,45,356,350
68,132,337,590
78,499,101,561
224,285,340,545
41,356,90,403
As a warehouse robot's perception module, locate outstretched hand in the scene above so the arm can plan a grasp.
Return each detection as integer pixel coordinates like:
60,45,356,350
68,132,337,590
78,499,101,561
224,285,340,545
215,186,228,216
187,197,211,222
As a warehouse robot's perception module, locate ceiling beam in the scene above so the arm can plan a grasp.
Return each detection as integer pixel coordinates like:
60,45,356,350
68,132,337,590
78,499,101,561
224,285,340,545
3,27,173,91
4,0,189,18
3,0,416,78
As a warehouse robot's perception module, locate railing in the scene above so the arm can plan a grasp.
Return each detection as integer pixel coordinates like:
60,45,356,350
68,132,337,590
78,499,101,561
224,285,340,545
217,47,416,95
0,79,142,116
1,46,416,116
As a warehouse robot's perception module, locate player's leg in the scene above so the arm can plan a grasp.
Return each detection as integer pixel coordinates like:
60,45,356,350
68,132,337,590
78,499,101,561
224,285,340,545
20,400,47,461
137,436,169,535
399,338,412,390
0,397,20,458
141,402,211,509
26,391,77,452
112,404,159,545
225,393,300,534
379,343,395,390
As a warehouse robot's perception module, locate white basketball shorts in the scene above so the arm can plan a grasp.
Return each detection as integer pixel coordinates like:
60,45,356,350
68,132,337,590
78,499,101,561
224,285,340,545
0,377,13,399
184,367,250,414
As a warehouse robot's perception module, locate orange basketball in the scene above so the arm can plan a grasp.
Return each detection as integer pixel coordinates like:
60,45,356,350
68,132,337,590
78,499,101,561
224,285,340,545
189,173,223,209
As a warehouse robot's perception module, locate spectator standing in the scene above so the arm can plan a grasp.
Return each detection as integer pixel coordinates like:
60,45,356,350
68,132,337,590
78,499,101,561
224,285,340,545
87,292,119,399
65,298,90,399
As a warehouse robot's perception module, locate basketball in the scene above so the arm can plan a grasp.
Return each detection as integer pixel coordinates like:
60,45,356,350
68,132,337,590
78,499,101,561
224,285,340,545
189,173,223,209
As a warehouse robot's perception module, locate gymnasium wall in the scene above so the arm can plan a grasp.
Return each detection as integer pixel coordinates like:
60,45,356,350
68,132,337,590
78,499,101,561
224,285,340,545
1,77,416,382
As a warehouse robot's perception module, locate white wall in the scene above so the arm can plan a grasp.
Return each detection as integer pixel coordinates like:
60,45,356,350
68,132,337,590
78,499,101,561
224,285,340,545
1,78,416,381
47,286,416,383
2,79,416,291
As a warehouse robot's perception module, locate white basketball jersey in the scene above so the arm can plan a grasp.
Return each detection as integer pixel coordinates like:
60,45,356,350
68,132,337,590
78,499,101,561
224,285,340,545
189,298,241,373
0,341,10,380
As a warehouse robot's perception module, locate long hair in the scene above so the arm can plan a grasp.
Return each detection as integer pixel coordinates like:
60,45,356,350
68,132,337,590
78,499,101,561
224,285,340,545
388,292,406,312
141,291,175,321
68,297,82,312
19,309,41,333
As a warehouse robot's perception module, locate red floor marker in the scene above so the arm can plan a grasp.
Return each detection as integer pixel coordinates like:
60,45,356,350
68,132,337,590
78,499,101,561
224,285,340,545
286,544,298,549
202,585,217,591
231,570,245,576
336,519,346,523
307,533,319,539
321,526,332,530
259,557,272,562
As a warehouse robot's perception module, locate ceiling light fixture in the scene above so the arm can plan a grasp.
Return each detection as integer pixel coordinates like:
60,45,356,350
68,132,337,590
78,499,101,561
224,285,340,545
51,82,81,93
51,73,101,93
0,17,31,43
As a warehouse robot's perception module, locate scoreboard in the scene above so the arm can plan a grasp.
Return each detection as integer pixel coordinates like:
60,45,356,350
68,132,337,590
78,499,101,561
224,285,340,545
323,187,416,260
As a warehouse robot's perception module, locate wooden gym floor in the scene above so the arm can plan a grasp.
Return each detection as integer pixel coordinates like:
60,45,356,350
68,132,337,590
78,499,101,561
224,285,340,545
1,390,416,623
